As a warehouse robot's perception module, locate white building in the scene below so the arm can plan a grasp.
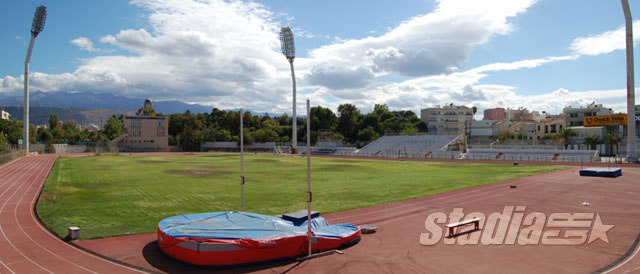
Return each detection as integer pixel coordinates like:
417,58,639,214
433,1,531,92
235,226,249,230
1,110,10,120
421,104,474,135
563,103,613,127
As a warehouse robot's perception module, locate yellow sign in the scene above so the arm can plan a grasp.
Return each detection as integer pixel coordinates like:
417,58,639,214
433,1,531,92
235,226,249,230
584,114,627,127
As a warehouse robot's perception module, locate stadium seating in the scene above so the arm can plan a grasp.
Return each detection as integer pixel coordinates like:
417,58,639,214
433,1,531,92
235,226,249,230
356,135,459,158
465,149,599,162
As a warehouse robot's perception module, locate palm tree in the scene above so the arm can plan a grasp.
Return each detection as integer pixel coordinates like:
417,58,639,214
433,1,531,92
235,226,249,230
583,135,600,150
603,133,621,156
558,128,577,149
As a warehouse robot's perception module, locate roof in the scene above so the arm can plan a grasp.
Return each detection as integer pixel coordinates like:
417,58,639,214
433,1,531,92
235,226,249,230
124,116,166,120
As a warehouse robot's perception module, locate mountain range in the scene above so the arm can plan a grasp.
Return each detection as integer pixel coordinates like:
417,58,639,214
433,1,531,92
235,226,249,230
0,91,213,114
0,91,213,127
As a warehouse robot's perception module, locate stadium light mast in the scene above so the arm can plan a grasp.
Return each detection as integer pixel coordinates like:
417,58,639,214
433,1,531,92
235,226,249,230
24,5,47,155
622,0,638,162
280,27,297,152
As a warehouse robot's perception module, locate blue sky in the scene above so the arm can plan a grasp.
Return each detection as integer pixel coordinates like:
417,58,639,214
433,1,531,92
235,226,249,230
1,0,639,117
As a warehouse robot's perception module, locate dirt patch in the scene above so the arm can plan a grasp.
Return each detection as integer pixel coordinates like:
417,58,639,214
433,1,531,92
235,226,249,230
317,164,361,171
252,159,280,163
138,160,170,164
164,169,227,176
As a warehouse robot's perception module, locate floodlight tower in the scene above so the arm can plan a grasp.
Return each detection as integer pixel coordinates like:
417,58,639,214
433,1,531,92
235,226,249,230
24,5,47,155
280,27,297,151
622,0,638,162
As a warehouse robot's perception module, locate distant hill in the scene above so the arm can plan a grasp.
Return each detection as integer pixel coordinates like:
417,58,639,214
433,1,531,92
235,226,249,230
0,91,213,114
0,106,135,127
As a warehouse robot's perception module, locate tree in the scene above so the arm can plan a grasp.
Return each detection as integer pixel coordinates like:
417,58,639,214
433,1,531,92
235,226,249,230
400,126,418,136
0,119,22,145
310,106,337,132
372,104,391,123
177,111,203,151
380,116,405,134
514,131,528,140
252,128,278,143
49,113,58,130
50,126,65,143
583,135,601,150
557,128,577,149
215,129,232,142
357,126,378,145
0,132,9,152
603,133,621,156
37,127,53,144
495,132,513,144
103,116,123,140
337,104,360,144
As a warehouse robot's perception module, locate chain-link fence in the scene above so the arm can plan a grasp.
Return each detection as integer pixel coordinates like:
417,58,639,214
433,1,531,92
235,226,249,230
0,150,24,166
333,150,608,163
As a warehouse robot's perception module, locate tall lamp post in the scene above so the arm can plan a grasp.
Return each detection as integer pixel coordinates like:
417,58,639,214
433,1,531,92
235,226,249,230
622,0,638,162
280,27,297,152
24,5,47,155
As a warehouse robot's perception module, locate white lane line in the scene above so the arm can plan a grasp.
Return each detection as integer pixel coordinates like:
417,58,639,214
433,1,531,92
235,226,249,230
14,156,98,273
0,157,54,273
29,155,148,273
340,170,560,225
0,225,17,274
330,168,570,222
602,237,640,274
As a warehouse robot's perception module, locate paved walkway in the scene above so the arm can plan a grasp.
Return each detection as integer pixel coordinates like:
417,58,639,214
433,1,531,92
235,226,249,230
0,155,146,274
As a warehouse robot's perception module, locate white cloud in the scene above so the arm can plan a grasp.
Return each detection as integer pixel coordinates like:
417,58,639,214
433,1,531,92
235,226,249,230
3,0,628,118
70,37,104,52
1,0,291,110
570,21,640,56
303,0,537,88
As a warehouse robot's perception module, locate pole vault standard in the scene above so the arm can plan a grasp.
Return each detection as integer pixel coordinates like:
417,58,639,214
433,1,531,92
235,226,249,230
240,109,245,211
297,100,342,261
24,6,47,155
306,99,312,255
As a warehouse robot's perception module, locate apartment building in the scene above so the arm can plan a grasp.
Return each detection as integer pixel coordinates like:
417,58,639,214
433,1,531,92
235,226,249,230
563,103,613,127
421,104,474,135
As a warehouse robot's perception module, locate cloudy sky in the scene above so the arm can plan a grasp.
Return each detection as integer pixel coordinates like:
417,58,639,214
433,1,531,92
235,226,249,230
1,0,639,118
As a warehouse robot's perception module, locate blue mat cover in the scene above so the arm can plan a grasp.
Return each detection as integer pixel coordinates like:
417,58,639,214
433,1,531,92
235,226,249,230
579,168,622,178
158,211,357,240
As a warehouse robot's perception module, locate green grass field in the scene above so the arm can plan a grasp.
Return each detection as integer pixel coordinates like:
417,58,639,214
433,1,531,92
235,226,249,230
36,153,567,239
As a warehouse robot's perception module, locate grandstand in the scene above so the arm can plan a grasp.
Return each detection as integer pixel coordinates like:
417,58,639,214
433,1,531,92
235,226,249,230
465,149,599,162
355,135,459,158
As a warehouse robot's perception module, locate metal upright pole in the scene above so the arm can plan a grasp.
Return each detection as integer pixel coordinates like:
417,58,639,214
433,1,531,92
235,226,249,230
291,60,297,151
622,0,638,162
24,36,34,154
23,5,47,156
280,27,297,152
306,99,312,255
240,109,245,211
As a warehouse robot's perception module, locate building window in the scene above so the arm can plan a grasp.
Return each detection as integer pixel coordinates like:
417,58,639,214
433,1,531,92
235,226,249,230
157,119,166,136
131,119,141,136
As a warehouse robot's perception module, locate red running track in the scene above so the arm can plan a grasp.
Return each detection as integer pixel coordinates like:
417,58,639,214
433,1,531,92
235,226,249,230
0,155,146,274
